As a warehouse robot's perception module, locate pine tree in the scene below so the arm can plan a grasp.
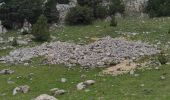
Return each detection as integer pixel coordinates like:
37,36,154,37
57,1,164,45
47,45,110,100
32,15,50,42
44,0,59,24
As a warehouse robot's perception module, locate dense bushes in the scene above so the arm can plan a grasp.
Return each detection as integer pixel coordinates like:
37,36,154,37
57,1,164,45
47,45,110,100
66,0,125,25
77,0,102,7
65,6,93,25
146,0,170,17
94,4,108,19
44,0,59,24
109,0,125,15
77,0,107,19
57,0,70,4
31,15,50,42
0,0,59,29
0,0,43,29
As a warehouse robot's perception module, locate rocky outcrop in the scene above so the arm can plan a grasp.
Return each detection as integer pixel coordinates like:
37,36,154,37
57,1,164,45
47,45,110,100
0,36,159,67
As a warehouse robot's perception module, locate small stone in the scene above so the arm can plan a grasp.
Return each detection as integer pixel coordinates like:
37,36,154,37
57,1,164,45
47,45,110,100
77,82,86,90
0,69,14,75
13,87,20,95
50,88,59,93
0,93,6,96
80,74,86,79
129,70,135,75
84,89,90,92
84,80,96,85
61,78,67,83
34,94,58,100
54,89,66,96
134,74,139,77
155,67,159,70
24,63,29,66
13,85,30,95
160,76,165,80
50,88,66,96
140,84,145,87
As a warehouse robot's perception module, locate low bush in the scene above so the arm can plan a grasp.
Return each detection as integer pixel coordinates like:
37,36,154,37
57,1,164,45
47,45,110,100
158,52,168,65
31,15,50,42
110,16,117,27
12,38,18,46
109,0,125,15
65,6,93,25
146,0,170,17
94,4,108,19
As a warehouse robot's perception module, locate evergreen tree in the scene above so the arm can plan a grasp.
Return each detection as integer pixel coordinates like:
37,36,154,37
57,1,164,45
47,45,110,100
146,0,170,17
44,0,59,24
31,15,50,42
109,0,125,15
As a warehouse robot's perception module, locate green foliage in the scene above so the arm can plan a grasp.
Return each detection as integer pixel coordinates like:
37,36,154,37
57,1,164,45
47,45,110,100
77,0,102,7
0,0,59,29
158,52,168,65
94,4,108,19
0,0,43,29
109,0,125,15
57,0,70,4
110,16,117,27
77,0,107,20
11,38,18,46
44,0,59,24
65,6,93,25
31,15,50,42
146,0,170,17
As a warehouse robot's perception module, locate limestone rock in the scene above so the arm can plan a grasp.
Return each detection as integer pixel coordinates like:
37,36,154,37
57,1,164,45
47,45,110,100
84,80,96,85
0,69,14,75
77,80,96,90
34,94,58,100
77,82,86,90
13,85,30,95
51,88,66,96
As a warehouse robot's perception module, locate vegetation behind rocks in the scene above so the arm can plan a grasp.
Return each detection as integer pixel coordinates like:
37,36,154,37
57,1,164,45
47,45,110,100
31,15,50,42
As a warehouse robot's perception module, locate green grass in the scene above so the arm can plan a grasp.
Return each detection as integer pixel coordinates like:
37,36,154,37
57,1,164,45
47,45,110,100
0,64,170,100
0,17,170,100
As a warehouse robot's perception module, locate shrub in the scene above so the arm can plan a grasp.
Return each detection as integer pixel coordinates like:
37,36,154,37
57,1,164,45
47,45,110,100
44,0,59,24
109,0,125,15
31,15,50,42
57,0,70,4
0,0,43,29
77,0,107,20
12,38,18,46
110,16,117,27
94,4,108,19
158,52,168,65
65,6,93,25
77,0,102,7
146,0,170,17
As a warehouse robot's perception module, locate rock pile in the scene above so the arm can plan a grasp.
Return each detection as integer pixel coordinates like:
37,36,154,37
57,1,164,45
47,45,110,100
0,36,159,67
